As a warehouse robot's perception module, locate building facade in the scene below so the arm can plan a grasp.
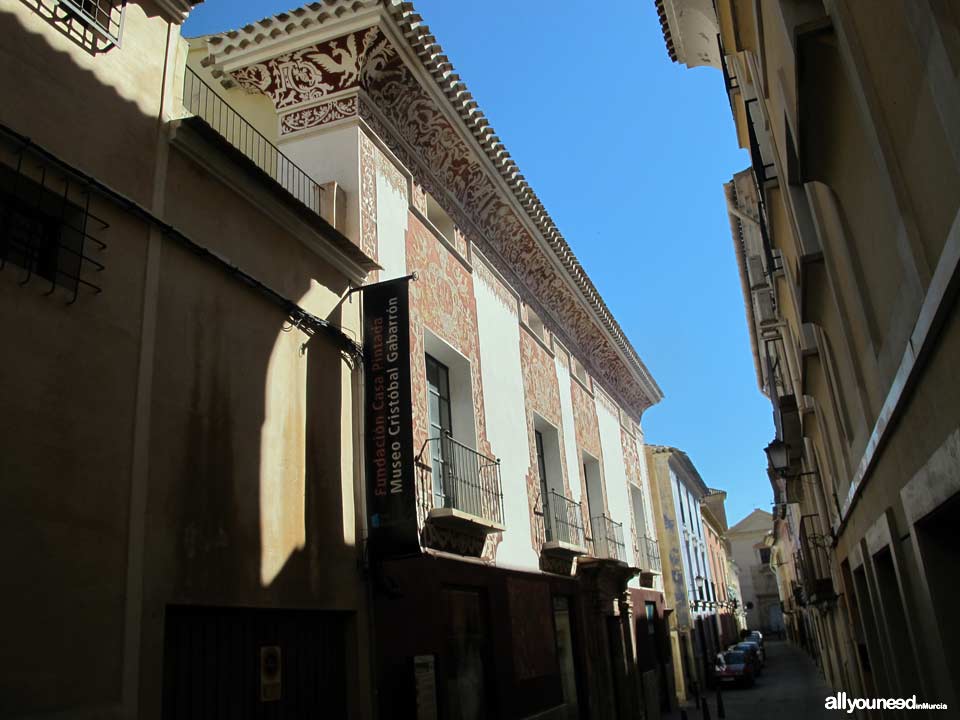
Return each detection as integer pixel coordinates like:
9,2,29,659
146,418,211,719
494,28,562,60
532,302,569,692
726,509,784,636
701,490,740,647
658,0,960,709
0,1,681,719
187,4,674,718
0,1,383,718
645,446,721,704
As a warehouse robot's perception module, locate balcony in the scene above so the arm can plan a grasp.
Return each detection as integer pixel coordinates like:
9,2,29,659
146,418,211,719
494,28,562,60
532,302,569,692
541,490,588,557
181,67,324,217
637,535,662,586
590,514,626,562
798,514,836,605
417,433,504,534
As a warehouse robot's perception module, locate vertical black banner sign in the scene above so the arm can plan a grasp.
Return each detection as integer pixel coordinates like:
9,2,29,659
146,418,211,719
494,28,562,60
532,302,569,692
363,277,418,557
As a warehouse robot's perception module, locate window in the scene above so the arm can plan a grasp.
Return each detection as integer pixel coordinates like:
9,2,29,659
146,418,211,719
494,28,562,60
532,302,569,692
629,485,647,539
426,354,452,501
425,191,456,246
535,430,547,485
536,418,578,545
0,159,105,301
759,547,771,565
645,602,656,636
54,0,124,48
570,355,589,385
524,304,547,342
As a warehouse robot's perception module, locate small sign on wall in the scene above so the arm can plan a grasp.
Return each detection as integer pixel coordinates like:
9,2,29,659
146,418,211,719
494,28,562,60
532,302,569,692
260,646,282,702
414,654,437,720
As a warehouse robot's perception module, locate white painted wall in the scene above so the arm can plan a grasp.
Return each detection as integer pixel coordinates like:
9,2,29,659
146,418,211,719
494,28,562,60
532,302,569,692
555,356,581,505
473,270,538,572
279,123,361,244
596,398,637,569
375,159,408,280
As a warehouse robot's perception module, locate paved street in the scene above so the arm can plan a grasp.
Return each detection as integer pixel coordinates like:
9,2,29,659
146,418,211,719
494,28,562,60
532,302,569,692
666,640,835,720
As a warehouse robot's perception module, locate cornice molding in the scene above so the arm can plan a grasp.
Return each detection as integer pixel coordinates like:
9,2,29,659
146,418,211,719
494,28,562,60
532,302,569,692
156,0,204,25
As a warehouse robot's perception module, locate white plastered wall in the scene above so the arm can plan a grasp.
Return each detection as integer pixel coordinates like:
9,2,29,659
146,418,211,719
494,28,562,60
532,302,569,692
374,158,408,280
473,269,538,572
279,123,361,244
596,396,637,570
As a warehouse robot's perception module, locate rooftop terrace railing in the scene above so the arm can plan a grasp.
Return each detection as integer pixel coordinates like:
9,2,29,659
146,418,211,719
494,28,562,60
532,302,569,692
182,66,323,216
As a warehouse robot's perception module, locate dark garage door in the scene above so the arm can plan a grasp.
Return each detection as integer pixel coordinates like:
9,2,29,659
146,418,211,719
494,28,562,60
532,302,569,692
162,605,349,719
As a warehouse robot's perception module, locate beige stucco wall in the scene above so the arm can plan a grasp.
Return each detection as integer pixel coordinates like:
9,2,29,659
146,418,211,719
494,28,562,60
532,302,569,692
0,3,371,717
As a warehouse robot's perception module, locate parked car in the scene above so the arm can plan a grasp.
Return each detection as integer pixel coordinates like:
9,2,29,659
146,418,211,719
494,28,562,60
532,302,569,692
715,651,755,687
736,638,765,665
731,642,764,675
746,630,764,648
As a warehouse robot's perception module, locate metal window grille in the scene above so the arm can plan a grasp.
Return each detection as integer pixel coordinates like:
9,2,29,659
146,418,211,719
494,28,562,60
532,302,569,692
0,129,107,303
56,0,124,46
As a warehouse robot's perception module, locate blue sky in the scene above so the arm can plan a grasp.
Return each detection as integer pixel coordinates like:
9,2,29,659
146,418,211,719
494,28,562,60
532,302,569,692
184,2,773,525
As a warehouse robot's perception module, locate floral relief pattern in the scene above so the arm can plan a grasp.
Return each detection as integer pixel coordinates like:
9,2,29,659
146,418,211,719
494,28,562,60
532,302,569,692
231,27,399,110
622,427,644,561
373,142,407,199
519,329,572,553
359,133,378,265
280,96,357,134
571,379,605,519
355,35,654,419
474,257,517,313
405,213,499,558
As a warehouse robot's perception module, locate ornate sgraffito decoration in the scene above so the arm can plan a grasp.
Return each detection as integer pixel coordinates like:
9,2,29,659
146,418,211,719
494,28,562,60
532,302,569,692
231,28,398,108
405,212,501,559
227,24,654,418
359,133,379,263
280,96,357,134
622,428,643,559
519,329,572,552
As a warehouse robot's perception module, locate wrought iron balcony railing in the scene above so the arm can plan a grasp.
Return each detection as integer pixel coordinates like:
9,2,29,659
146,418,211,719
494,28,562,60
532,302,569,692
799,515,835,599
638,534,661,574
418,432,504,527
543,490,586,549
182,67,324,216
590,514,626,562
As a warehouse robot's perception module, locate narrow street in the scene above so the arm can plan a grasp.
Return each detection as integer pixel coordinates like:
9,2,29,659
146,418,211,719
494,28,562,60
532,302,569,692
670,641,834,720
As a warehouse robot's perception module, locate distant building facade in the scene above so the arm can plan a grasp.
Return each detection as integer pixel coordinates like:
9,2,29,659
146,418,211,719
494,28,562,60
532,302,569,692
727,510,783,636
701,490,739,647
658,0,960,707
646,446,721,704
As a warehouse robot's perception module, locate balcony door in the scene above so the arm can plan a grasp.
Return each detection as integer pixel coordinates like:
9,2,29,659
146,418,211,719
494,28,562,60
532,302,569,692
535,430,552,538
426,354,452,506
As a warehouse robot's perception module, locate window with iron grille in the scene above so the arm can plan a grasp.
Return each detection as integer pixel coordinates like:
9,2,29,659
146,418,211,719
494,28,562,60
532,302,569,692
23,0,125,50
58,0,123,44
0,138,107,302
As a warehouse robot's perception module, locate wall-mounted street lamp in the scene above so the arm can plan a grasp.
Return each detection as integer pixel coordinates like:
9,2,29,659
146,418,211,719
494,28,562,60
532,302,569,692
764,439,790,475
